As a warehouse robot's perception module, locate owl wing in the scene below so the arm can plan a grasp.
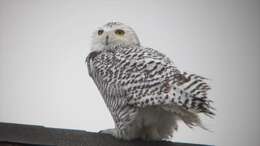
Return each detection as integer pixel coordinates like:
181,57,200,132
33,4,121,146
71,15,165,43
115,47,215,117
86,50,139,130
86,46,214,127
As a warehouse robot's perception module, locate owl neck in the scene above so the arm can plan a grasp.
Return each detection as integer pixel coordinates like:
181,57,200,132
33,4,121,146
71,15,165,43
91,43,139,52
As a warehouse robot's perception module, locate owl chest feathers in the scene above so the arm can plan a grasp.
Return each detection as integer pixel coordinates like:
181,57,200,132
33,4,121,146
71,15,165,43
88,46,140,83
86,46,174,101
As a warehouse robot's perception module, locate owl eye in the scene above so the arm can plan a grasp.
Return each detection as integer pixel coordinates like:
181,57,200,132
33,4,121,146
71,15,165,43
115,29,125,36
97,29,104,35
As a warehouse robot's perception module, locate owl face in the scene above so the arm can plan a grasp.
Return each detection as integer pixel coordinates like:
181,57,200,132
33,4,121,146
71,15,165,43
91,22,140,51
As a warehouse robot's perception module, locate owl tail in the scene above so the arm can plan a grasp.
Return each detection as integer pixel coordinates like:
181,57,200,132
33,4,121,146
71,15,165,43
163,103,212,131
178,108,213,132
173,72,216,118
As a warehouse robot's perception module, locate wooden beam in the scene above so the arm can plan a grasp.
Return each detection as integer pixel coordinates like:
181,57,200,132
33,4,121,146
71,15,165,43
0,122,212,146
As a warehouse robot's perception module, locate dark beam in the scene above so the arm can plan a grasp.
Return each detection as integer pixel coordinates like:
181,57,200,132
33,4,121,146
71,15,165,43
0,122,212,146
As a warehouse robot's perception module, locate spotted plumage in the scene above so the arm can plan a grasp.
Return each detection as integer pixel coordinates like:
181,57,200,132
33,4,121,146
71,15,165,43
86,22,215,140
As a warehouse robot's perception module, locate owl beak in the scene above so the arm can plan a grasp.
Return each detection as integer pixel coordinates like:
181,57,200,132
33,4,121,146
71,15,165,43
105,35,109,45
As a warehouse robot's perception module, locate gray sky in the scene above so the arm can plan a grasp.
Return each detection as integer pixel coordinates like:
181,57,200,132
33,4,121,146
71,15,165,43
1,0,260,146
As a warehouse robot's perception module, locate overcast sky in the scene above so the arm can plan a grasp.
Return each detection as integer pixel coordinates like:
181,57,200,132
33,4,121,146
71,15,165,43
1,0,260,146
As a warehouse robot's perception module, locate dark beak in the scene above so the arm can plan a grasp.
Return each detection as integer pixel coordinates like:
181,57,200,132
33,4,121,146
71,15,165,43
105,35,109,45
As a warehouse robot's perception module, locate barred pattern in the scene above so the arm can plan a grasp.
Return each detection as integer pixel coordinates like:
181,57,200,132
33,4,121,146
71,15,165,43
86,45,215,130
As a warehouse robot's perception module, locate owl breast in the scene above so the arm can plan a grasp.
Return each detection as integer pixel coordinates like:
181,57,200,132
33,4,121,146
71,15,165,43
86,47,139,130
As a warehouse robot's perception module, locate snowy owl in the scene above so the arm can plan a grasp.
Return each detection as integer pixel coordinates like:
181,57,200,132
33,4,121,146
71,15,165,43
86,22,215,141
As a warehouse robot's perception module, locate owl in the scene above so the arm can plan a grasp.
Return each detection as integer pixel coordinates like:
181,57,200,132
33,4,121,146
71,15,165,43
86,22,215,141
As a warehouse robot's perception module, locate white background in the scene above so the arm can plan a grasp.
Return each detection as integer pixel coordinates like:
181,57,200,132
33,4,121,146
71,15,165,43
1,0,260,146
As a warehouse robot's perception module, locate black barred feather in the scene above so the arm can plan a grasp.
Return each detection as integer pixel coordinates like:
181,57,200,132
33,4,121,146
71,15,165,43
87,45,215,131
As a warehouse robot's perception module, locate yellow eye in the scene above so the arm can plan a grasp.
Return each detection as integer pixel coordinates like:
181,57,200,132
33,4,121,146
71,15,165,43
115,29,125,36
98,29,104,35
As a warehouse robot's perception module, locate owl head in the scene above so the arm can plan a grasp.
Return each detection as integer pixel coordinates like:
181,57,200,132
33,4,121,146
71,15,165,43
91,22,140,51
